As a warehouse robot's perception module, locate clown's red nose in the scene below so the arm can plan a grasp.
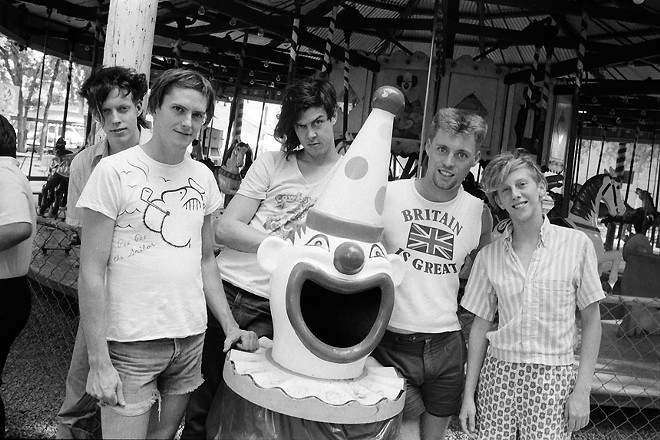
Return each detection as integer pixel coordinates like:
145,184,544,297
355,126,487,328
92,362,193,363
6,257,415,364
333,242,365,275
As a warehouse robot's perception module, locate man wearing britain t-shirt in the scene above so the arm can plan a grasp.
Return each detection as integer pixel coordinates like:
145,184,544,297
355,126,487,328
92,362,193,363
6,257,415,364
375,108,492,440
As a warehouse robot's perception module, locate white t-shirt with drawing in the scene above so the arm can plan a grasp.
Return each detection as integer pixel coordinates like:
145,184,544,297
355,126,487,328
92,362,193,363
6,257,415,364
77,145,222,342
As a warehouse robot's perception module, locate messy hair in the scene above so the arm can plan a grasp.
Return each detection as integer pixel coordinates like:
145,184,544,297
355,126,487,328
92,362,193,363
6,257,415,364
480,149,546,208
274,77,337,158
79,66,149,129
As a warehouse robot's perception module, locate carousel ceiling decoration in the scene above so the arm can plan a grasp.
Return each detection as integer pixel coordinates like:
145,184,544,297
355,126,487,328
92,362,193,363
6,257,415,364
1,0,659,131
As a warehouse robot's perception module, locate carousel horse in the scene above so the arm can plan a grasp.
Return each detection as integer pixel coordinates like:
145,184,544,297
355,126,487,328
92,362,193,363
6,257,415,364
215,140,252,207
549,170,626,287
601,187,660,237
632,188,660,233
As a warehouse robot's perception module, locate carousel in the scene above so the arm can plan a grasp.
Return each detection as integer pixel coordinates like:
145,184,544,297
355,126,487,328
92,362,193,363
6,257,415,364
1,0,659,436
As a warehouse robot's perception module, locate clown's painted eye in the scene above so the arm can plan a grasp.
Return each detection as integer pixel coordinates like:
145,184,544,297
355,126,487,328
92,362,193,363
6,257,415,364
369,244,386,258
305,234,330,251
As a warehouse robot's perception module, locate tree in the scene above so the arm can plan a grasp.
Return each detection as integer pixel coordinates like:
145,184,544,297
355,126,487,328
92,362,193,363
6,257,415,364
39,57,62,153
0,33,43,153
0,31,91,155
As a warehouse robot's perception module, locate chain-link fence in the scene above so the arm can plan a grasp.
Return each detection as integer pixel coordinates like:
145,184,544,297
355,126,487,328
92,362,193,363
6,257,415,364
2,218,660,439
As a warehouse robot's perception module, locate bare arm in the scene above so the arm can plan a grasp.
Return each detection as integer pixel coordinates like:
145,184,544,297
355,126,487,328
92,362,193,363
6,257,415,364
461,205,493,278
565,301,602,431
0,222,32,251
459,315,492,439
78,208,125,407
65,154,85,229
215,194,269,253
201,215,258,352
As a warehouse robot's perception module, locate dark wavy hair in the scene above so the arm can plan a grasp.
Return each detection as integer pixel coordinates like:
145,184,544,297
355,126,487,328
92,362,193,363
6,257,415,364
148,68,215,125
274,77,337,158
79,66,149,129
0,114,17,157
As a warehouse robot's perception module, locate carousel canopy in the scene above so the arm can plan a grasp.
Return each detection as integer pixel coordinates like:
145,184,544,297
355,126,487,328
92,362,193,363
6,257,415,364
1,0,659,132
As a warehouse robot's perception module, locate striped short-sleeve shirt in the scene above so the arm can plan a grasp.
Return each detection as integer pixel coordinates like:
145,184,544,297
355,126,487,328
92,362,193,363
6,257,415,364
461,217,605,366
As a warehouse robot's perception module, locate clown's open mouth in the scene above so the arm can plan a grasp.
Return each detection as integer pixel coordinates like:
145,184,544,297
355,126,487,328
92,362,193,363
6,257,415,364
285,262,394,364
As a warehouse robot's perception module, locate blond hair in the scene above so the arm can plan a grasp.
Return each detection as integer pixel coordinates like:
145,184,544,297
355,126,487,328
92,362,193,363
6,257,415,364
481,149,546,208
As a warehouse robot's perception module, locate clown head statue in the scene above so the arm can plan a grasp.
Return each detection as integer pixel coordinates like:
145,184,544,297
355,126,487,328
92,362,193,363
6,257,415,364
258,86,406,380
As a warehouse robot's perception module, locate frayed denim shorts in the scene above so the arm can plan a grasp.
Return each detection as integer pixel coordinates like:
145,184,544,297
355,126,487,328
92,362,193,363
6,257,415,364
105,332,205,416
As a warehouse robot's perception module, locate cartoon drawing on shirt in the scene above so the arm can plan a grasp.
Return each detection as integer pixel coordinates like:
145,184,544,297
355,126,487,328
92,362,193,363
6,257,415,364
263,192,317,242
141,177,206,247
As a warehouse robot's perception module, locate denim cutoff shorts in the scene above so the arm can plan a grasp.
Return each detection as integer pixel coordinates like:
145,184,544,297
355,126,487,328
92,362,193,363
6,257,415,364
105,333,205,416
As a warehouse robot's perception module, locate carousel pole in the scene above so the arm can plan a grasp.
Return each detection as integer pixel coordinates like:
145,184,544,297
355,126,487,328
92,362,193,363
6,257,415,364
84,0,105,145
417,0,443,179
585,136,593,178
61,31,76,138
254,89,268,158
321,3,338,74
224,32,249,153
595,132,605,173
647,132,654,191
648,132,657,244
653,132,660,247
27,7,52,178
342,28,351,141
574,124,584,188
561,3,588,217
617,126,640,249
287,1,301,85
605,141,629,250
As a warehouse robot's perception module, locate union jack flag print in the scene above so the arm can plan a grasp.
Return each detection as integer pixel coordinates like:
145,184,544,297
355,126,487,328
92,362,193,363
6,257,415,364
407,223,454,260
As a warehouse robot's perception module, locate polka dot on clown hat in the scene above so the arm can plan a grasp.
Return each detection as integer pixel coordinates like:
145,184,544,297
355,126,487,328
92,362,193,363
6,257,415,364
307,86,405,242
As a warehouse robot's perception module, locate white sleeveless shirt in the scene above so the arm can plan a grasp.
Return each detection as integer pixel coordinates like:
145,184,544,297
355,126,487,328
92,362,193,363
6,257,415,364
382,179,484,333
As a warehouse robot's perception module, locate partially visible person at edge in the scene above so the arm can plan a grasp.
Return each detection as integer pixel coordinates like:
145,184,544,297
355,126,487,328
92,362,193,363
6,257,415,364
375,108,492,440
0,114,36,439
459,149,603,439
75,68,257,439
38,137,74,218
56,66,150,439
181,77,344,439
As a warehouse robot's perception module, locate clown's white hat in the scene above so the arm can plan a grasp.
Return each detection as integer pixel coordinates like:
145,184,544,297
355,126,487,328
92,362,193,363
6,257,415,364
306,86,405,242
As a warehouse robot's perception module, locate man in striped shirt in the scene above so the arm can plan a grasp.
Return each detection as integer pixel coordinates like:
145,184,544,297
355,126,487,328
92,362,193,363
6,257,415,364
459,150,604,439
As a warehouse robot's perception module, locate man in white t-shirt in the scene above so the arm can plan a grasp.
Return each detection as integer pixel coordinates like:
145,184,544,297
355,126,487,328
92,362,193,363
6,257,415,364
183,77,343,439
76,69,256,439
375,108,492,440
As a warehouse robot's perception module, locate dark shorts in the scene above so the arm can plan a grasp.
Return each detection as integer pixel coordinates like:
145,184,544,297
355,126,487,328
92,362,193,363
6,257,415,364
371,330,466,418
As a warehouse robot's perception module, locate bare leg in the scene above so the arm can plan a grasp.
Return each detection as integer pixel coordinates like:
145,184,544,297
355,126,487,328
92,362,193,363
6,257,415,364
420,412,450,440
101,406,150,439
399,415,421,440
147,393,191,439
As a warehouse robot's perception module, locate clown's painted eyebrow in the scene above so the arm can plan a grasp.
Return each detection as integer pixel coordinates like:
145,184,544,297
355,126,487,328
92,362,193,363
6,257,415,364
369,243,386,258
304,233,330,250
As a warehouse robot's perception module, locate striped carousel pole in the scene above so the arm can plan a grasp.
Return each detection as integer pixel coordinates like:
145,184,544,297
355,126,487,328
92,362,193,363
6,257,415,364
232,97,244,143
342,28,351,141
225,32,249,152
615,142,628,179
321,4,338,74
287,1,301,85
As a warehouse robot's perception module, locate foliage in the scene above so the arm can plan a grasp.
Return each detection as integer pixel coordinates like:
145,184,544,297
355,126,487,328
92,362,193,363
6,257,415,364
0,31,90,154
